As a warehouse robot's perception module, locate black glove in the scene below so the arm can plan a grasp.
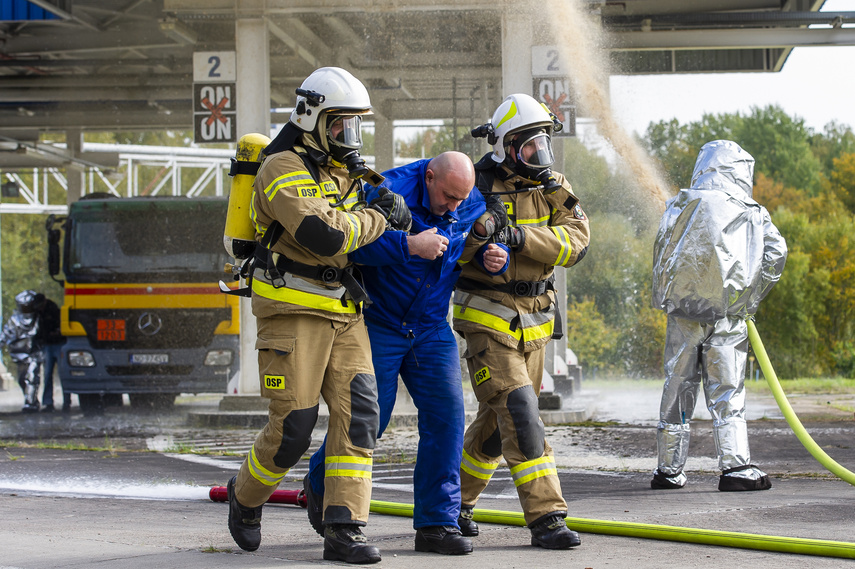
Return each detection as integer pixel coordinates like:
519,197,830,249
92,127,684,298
368,188,412,231
494,226,525,251
480,195,509,238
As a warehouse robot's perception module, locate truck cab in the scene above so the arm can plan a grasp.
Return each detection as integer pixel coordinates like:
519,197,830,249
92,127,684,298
47,195,240,414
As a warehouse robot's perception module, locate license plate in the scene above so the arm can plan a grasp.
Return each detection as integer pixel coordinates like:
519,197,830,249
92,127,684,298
129,353,169,364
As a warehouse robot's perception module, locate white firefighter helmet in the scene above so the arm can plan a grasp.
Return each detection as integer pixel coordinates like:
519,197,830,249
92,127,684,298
289,67,372,161
489,93,556,166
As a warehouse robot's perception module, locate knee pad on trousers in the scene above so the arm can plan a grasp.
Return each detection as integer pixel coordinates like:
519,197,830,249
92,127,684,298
481,426,503,458
349,373,380,449
273,404,319,469
507,385,545,460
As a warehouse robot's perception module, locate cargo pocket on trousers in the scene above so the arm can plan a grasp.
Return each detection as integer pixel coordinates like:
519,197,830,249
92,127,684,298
256,335,296,400
463,334,498,402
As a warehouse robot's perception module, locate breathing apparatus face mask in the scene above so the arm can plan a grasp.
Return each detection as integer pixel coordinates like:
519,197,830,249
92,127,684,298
326,115,369,179
506,130,561,193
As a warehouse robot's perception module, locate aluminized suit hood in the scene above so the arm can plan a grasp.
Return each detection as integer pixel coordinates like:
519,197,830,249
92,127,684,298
651,140,787,322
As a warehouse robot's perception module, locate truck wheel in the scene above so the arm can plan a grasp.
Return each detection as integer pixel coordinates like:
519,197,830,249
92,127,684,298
78,394,105,417
103,393,124,407
129,393,176,411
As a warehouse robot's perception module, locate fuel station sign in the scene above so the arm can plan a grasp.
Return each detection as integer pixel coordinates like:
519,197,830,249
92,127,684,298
531,46,576,137
193,51,237,143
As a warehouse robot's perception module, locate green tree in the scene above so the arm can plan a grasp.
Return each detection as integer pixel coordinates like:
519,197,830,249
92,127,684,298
0,213,59,324
643,105,825,195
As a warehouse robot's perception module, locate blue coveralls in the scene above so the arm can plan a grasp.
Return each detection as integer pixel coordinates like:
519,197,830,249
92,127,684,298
307,159,485,529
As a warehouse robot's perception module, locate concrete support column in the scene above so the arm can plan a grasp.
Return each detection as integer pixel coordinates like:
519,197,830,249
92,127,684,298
66,129,83,204
501,2,533,96
234,13,270,396
501,5,569,395
373,112,394,173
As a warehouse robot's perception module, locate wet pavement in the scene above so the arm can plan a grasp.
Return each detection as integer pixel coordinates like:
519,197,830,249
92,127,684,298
2,376,855,568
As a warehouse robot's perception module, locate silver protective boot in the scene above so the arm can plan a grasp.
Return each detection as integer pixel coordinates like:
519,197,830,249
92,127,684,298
654,422,691,488
719,465,772,492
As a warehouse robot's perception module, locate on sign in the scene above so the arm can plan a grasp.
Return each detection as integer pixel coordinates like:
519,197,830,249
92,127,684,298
194,83,236,143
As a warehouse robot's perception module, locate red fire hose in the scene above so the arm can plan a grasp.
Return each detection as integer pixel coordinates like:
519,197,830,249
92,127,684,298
209,486,307,508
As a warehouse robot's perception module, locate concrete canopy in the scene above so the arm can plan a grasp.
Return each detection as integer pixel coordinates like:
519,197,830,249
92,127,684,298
0,0,854,145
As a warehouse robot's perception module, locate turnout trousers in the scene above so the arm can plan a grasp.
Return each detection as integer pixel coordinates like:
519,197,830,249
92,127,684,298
459,332,566,526
657,315,752,475
234,312,380,526
309,320,466,528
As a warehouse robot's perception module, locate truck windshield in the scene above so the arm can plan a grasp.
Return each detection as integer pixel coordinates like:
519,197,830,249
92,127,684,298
65,198,231,283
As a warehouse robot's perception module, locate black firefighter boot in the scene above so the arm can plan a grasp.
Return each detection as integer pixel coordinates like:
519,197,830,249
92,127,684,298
457,505,479,536
529,512,581,550
323,524,381,564
227,476,262,551
414,526,473,555
302,474,324,536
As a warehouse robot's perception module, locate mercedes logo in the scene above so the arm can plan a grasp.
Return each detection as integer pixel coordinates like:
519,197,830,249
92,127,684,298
137,312,163,336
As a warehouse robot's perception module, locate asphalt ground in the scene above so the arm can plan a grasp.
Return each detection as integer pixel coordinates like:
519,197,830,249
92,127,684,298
1,377,855,568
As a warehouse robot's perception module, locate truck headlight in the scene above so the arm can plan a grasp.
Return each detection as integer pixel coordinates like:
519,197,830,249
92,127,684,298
68,351,96,367
204,349,233,366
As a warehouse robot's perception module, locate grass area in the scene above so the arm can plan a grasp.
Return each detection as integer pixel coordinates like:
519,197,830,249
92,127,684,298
586,376,855,395
0,436,123,454
744,377,855,395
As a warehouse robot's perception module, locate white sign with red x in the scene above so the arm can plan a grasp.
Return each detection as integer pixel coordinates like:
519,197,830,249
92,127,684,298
193,51,237,143
531,45,576,137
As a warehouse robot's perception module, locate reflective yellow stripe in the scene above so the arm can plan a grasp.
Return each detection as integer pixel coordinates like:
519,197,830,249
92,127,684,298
517,215,549,227
496,101,518,128
461,449,498,481
453,304,522,341
510,456,557,487
247,445,288,486
265,171,318,200
342,212,360,254
522,319,555,343
550,226,573,267
252,279,356,314
324,455,373,479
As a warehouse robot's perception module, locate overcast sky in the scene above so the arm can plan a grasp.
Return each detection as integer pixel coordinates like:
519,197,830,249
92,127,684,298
609,0,855,138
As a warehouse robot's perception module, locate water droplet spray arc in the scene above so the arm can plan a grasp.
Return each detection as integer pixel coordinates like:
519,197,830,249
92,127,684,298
536,0,673,211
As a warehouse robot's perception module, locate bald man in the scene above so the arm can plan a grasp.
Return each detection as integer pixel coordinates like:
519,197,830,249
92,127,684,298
306,151,507,555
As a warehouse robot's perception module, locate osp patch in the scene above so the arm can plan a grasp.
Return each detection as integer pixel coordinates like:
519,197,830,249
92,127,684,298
474,366,491,386
264,374,286,390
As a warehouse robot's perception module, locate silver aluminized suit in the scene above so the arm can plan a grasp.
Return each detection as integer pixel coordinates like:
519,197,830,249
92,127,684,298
651,140,788,490
0,290,46,412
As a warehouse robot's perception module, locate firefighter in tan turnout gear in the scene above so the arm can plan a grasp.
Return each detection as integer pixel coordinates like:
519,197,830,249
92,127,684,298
226,67,411,565
453,93,590,549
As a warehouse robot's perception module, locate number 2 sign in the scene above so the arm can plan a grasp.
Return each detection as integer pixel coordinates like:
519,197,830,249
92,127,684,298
193,51,236,83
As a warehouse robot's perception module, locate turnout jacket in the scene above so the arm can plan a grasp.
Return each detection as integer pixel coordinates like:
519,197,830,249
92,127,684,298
250,144,388,321
453,160,590,352
350,159,485,334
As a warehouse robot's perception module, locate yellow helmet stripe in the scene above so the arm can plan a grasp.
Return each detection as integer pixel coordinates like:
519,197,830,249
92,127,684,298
495,101,519,129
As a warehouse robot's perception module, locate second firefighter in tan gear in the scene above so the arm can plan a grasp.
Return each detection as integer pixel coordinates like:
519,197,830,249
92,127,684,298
454,93,590,549
227,67,411,565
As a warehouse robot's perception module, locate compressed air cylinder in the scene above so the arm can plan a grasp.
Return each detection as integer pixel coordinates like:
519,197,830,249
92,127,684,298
224,132,271,259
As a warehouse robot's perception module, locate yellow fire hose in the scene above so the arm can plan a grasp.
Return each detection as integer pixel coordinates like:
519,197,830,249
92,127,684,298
362,321,855,559
747,319,855,485
212,322,854,557
370,500,855,559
